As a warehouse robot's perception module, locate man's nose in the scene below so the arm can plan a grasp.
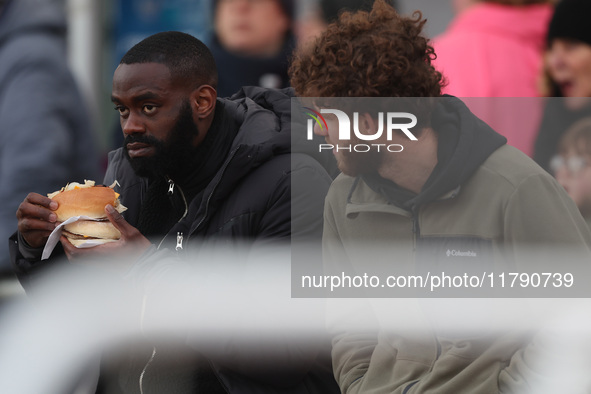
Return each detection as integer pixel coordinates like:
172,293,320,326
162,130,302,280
122,112,145,135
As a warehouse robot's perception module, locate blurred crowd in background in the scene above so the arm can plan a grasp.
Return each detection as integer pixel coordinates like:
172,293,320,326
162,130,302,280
3,0,591,293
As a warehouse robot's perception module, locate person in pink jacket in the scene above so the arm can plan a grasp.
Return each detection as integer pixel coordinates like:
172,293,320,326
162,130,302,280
432,0,554,157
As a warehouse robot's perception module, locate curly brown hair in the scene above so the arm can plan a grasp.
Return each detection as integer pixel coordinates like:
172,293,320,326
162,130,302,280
289,0,444,98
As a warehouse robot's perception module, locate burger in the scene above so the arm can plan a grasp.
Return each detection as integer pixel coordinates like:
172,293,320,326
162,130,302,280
48,180,127,247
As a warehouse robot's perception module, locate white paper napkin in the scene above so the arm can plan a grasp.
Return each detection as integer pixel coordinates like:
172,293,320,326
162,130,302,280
42,216,109,260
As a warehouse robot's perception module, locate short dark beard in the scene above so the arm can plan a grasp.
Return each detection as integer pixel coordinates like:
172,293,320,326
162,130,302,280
337,136,385,177
123,100,200,179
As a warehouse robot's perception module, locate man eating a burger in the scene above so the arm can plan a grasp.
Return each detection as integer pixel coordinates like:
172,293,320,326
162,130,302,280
9,31,338,394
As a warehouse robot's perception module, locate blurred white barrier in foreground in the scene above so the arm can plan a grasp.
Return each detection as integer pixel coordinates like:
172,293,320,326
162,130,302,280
0,244,590,393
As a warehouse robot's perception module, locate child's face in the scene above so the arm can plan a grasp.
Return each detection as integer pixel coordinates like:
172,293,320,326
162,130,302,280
553,150,591,216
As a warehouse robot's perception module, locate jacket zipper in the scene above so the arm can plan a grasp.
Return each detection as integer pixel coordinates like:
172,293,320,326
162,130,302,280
208,359,231,393
139,151,240,390
411,216,418,251
409,205,443,393
153,146,240,394
156,177,189,250
411,206,420,251
139,347,157,394
140,178,189,391
167,177,188,219
175,232,184,251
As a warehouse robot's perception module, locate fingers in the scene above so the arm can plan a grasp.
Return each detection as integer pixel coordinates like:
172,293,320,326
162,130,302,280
17,193,59,248
60,236,102,262
17,193,58,222
17,206,58,234
18,217,56,234
60,236,110,261
104,204,151,247
60,234,149,268
23,192,57,211
104,204,128,232
60,236,76,260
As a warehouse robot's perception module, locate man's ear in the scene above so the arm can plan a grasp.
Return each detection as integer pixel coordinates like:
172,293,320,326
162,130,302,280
191,85,217,119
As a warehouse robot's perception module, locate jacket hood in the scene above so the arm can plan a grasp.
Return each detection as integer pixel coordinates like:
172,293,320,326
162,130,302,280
226,86,292,158
364,96,507,211
178,86,294,234
447,2,552,48
235,86,339,177
0,0,67,43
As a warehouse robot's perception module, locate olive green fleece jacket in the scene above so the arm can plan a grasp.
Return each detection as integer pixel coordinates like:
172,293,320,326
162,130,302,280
322,143,591,393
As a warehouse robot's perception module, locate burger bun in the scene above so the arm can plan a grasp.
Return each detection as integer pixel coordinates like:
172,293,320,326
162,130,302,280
64,220,121,240
52,186,120,222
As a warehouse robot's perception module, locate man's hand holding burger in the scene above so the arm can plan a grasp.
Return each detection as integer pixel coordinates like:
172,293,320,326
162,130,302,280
60,203,151,263
17,180,151,265
16,192,59,249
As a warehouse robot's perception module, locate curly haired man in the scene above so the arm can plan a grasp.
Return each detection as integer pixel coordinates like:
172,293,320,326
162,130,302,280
289,1,591,392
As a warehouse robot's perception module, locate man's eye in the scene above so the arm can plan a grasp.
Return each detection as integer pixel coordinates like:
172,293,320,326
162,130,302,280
114,106,129,116
143,105,157,114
